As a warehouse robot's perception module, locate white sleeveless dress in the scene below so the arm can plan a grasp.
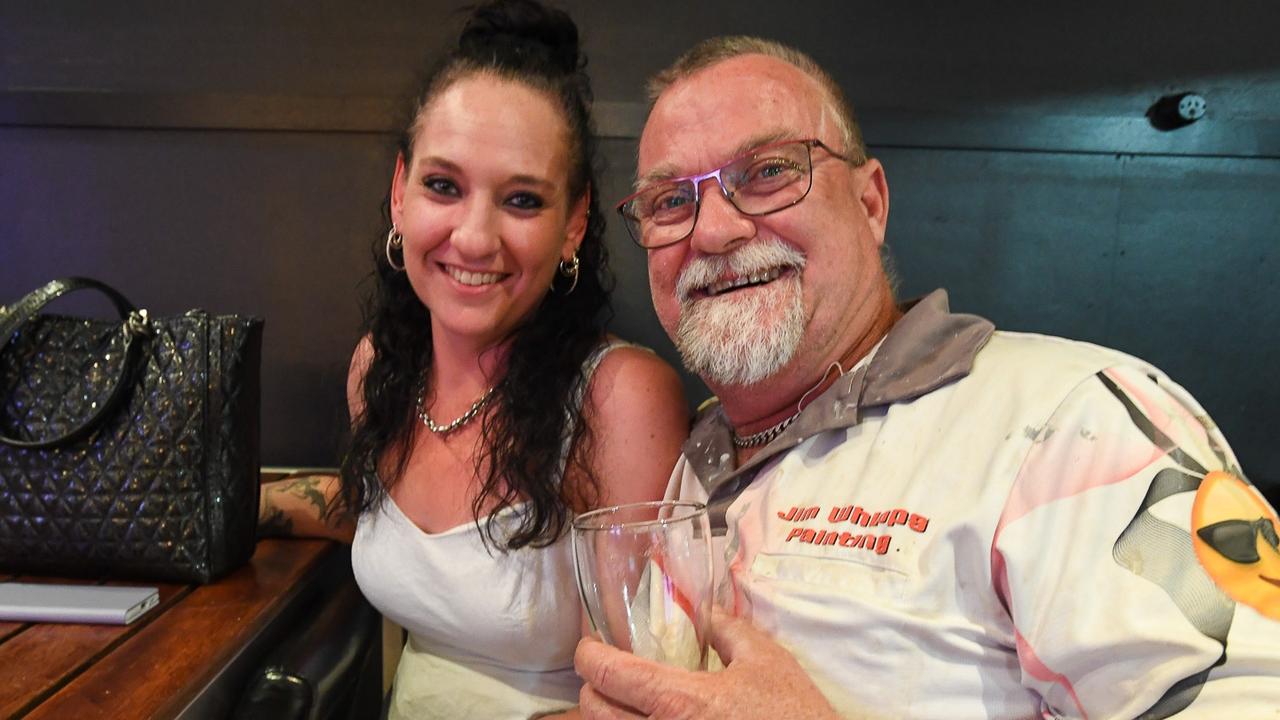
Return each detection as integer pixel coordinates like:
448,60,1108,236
352,342,629,720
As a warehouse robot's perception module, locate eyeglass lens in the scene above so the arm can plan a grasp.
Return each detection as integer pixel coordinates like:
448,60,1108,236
624,141,815,248
1197,517,1280,564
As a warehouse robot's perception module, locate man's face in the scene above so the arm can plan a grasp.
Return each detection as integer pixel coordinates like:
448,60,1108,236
639,54,889,390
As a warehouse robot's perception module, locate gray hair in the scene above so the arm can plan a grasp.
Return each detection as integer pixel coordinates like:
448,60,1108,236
647,35,867,165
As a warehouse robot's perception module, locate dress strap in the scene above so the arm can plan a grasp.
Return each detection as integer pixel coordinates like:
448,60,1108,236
573,339,637,410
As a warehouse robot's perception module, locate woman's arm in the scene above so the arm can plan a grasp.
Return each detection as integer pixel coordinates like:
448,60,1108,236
257,340,373,543
258,474,355,542
577,346,690,509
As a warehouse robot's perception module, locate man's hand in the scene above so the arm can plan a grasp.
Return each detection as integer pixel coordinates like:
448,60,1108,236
574,606,841,719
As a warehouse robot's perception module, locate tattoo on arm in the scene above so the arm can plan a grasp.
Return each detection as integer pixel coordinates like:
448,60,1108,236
259,505,294,538
283,477,329,516
273,476,351,529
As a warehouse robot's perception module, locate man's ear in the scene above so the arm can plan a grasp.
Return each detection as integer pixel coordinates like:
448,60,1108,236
858,159,889,246
390,152,409,228
564,185,591,260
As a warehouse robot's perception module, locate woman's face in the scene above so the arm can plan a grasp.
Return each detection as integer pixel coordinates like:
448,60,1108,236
390,74,587,353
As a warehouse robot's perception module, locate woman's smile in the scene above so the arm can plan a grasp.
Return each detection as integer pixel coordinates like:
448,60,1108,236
441,263,509,289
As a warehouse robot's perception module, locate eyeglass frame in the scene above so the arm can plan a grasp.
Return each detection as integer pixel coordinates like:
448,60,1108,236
615,138,853,250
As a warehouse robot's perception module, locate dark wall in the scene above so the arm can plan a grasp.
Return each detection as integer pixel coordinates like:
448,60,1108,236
2,1,1277,491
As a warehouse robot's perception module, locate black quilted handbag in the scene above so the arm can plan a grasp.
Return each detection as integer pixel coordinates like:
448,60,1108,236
0,277,263,584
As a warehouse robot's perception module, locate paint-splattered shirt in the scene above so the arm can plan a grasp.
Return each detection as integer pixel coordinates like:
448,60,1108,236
667,290,1280,719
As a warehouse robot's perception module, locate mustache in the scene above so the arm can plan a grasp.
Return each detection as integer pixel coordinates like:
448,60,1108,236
675,239,806,302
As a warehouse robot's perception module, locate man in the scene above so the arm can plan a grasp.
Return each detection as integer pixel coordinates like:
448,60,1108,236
574,36,1280,719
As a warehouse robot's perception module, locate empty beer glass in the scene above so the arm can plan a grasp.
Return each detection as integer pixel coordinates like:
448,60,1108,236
571,501,714,670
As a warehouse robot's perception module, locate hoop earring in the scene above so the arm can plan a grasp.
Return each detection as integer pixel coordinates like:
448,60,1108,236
555,252,580,295
385,227,405,271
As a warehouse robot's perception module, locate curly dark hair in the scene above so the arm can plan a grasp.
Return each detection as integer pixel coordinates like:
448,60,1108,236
338,0,612,550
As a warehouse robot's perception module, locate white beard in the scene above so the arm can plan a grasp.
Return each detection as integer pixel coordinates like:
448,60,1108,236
673,240,807,386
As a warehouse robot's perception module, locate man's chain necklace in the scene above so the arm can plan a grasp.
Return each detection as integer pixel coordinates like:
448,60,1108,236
732,411,802,448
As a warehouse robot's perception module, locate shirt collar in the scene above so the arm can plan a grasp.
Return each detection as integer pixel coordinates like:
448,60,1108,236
682,289,995,525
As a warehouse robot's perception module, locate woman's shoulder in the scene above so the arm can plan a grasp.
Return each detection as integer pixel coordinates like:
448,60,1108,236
584,337,688,433
585,335,649,364
587,338,683,401
580,338,690,506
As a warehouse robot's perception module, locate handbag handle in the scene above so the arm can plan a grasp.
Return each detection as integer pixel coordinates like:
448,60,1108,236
0,277,152,449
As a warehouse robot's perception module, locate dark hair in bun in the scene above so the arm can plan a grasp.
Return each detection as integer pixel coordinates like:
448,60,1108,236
342,0,615,551
458,0,582,75
394,0,597,206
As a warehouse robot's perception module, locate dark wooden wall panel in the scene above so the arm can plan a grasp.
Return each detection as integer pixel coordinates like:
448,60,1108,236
0,126,391,464
1,1,1277,490
886,148,1280,484
6,2,1279,117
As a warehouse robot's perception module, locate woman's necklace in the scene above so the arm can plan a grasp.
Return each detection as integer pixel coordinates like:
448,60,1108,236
417,384,497,435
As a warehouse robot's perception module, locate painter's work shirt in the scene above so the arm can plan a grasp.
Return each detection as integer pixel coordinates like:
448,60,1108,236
667,290,1280,719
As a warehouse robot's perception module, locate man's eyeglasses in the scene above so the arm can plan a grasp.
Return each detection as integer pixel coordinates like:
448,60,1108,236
616,138,851,249
1197,517,1280,564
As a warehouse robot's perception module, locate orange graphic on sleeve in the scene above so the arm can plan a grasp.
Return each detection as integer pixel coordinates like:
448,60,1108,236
1191,471,1280,620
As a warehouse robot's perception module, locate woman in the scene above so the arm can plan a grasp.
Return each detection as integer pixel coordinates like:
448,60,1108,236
259,2,689,717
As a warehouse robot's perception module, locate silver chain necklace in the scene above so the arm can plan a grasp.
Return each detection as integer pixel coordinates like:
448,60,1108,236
417,384,497,435
732,411,801,448
731,359,855,449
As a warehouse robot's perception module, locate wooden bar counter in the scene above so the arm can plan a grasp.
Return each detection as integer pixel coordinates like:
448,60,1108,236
0,539,343,719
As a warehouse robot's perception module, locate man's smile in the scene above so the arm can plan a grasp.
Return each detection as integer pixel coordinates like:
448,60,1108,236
691,265,798,298
697,267,795,299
